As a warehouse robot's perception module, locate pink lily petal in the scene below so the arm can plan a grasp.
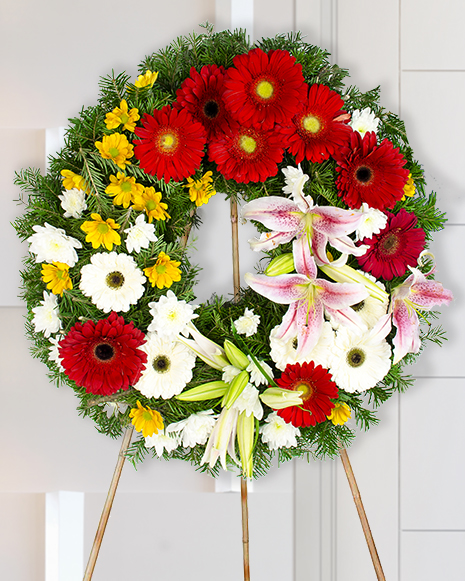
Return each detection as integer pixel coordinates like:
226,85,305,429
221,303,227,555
311,229,330,265
325,305,367,331
392,300,420,364
274,302,298,340
248,229,296,252
317,278,368,310
330,234,368,257
241,197,302,232
295,299,324,356
409,279,453,309
293,237,317,278
369,312,392,342
312,206,362,238
244,272,308,304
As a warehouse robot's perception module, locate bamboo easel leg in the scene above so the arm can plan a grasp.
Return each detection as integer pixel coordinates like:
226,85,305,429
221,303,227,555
83,425,134,581
241,478,251,581
339,448,386,581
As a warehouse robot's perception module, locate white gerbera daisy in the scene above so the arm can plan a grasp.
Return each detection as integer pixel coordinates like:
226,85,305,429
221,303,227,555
27,223,82,266
329,326,391,393
48,334,65,371
134,333,196,399
281,164,310,203
59,188,87,218
231,383,263,419
246,356,273,386
349,107,380,137
124,214,158,253
260,412,300,450
32,292,62,337
147,290,198,340
234,307,260,337
350,294,389,330
353,203,388,241
145,429,179,457
79,252,146,313
166,410,217,447
269,322,335,371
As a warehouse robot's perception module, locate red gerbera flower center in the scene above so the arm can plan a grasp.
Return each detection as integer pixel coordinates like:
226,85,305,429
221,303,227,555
301,114,322,135
293,380,314,400
203,99,220,119
354,165,374,185
93,342,116,362
158,131,179,154
379,229,401,255
238,134,258,155
254,78,275,102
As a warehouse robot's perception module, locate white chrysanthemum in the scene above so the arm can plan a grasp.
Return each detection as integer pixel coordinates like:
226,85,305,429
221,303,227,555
353,203,388,241
32,292,62,337
147,290,198,340
260,412,300,450
231,383,263,419
145,429,179,457
269,322,335,371
281,164,310,202
328,326,391,393
79,252,146,313
48,334,65,371
222,364,241,383
166,410,217,448
349,107,380,137
234,307,260,337
246,356,273,386
134,333,196,399
124,214,158,253
27,223,82,266
58,188,87,218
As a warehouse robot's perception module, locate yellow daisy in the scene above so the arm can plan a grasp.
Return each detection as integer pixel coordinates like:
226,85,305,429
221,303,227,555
95,133,134,169
105,172,144,208
327,402,351,426
61,169,92,194
130,401,164,438
132,186,170,223
184,171,216,207
41,262,73,296
134,70,159,88
144,252,181,289
104,99,140,132
401,173,416,201
80,213,121,250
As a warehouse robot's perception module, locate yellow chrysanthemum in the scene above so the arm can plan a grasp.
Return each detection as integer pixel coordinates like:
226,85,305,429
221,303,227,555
132,186,170,223
401,173,416,201
41,262,73,296
95,133,134,169
61,169,92,194
144,251,181,289
105,172,145,208
130,401,164,437
134,70,159,88
80,213,121,250
327,402,351,426
184,171,217,207
104,99,140,132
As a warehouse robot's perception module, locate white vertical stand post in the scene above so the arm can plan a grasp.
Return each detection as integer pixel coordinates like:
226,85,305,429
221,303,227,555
46,491,85,581
216,0,254,40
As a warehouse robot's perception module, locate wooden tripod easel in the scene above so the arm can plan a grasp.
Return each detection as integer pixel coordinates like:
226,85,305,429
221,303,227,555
83,198,385,581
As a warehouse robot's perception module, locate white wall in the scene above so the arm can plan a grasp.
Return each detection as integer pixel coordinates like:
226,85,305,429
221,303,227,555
1,0,463,580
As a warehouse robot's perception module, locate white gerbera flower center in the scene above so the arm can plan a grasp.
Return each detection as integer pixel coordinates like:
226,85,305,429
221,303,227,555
347,348,366,368
153,355,171,374
106,271,125,289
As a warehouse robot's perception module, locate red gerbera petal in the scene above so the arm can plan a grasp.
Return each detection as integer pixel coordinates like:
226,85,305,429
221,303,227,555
275,361,338,428
59,311,147,395
173,64,233,139
280,83,352,164
223,48,307,130
134,105,206,183
357,208,425,280
208,124,285,183
335,131,409,210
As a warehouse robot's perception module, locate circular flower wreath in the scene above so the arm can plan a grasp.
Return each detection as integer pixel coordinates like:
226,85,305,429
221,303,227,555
14,27,453,478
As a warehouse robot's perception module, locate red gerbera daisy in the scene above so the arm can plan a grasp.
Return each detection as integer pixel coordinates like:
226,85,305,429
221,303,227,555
223,48,307,130
134,105,206,183
173,64,233,139
357,208,425,280
280,83,352,163
59,312,147,396
335,131,409,210
276,361,338,428
208,123,285,183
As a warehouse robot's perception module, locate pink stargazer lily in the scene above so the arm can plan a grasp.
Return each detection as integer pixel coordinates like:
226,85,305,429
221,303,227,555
242,194,367,265
390,267,453,364
244,238,369,356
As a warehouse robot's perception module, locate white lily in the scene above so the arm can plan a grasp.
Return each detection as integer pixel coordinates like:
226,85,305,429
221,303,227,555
178,323,229,371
